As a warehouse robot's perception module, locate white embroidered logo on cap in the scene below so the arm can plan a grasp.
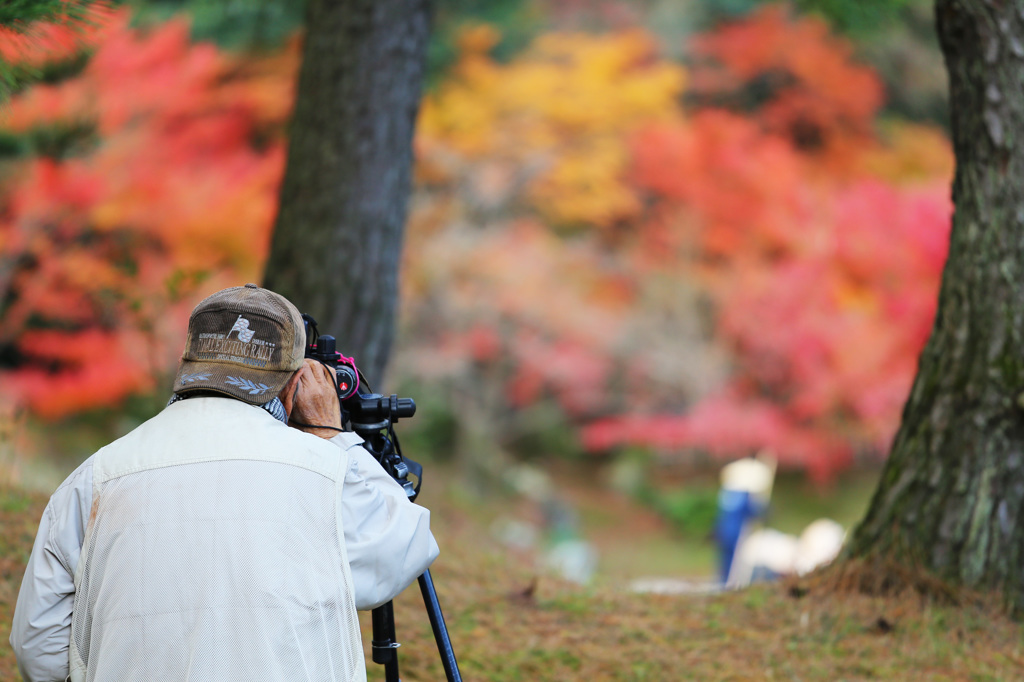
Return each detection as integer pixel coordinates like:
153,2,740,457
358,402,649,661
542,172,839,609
225,376,271,395
227,315,257,342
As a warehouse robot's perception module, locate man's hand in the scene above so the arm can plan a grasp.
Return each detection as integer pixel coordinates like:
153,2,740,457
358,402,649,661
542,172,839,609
280,358,343,439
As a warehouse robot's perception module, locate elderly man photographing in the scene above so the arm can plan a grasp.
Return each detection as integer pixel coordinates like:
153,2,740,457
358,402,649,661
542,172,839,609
10,284,439,682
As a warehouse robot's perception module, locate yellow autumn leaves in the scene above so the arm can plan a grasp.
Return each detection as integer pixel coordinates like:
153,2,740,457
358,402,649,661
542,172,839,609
418,26,686,229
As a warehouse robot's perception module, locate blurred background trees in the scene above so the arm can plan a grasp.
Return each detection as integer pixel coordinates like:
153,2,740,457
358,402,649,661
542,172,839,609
401,3,951,485
0,0,954,576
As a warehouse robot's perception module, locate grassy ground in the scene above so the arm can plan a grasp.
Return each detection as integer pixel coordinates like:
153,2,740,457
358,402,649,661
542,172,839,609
3,478,1024,681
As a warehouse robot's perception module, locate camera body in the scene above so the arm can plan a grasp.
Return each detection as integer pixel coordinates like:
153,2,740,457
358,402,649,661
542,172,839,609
303,328,416,429
304,331,360,401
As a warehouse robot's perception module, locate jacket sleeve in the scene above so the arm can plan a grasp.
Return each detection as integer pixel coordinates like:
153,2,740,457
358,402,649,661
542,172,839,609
332,434,440,610
10,460,93,682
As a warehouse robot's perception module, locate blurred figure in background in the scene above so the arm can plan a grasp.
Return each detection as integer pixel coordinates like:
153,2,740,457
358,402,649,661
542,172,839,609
714,453,775,585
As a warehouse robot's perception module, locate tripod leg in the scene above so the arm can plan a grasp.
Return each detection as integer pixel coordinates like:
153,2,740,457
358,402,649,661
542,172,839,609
371,602,401,682
418,570,462,682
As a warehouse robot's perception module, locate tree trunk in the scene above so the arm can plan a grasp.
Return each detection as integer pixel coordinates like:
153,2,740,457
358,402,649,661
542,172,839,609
263,0,432,385
846,0,1024,612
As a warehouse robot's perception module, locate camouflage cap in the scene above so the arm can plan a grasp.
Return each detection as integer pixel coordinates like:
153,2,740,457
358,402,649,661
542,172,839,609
172,283,306,405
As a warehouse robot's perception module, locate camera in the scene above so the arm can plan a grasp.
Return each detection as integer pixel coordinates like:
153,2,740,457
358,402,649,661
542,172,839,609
301,314,416,429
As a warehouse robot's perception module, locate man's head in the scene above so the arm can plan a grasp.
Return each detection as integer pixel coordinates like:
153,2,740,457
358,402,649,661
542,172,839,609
172,283,306,405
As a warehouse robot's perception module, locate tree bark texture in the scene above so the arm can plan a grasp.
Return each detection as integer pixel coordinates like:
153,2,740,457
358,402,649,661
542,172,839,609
263,0,432,385
847,0,1024,612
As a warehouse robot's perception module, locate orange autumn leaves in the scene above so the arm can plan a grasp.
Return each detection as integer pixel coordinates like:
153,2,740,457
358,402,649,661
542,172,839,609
689,4,883,165
417,26,684,230
0,3,116,68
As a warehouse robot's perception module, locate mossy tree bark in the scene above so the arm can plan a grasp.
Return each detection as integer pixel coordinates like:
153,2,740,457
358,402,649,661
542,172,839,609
263,0,432,385
846,0,1024,612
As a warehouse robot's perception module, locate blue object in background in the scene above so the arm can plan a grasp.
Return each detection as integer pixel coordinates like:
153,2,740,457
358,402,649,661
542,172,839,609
713,455,775,585
714,488,762,584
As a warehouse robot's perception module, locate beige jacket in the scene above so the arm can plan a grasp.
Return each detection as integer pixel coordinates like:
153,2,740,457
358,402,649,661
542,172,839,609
10,397,439,682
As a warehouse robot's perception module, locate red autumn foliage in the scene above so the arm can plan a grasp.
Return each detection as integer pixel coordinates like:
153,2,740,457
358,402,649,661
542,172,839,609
585,173,951,480
688,4,884,166
0,9,296,418
577,8,952,481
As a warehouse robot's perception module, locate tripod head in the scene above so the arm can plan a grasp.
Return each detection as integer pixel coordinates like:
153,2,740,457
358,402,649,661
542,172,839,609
349,395,423,501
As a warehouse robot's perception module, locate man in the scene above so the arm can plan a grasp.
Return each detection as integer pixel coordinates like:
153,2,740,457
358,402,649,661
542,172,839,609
10,283,439,682
714,454,773,586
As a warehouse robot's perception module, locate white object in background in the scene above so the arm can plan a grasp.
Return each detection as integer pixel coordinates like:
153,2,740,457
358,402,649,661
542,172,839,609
794,518,846,575
727,527,799,587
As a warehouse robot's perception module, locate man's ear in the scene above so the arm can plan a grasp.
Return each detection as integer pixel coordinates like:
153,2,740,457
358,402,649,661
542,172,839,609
278,365,307,417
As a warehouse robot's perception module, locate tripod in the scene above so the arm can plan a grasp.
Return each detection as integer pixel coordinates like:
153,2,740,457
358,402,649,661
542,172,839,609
354,408,463,682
